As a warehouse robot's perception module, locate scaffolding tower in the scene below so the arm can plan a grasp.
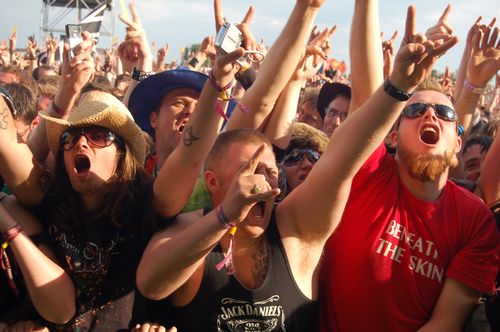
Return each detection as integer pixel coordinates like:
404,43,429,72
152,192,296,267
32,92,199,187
40,0,115,47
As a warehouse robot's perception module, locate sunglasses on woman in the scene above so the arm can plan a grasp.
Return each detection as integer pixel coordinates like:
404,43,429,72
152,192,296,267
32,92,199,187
282,148,320,167
401,103,464,135
60,126,121,151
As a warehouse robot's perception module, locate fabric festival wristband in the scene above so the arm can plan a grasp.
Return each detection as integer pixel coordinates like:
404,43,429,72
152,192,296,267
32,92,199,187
2,224,22,247
51,101,70,116
209,70,233,92
463,80,484,95
216,206,236,229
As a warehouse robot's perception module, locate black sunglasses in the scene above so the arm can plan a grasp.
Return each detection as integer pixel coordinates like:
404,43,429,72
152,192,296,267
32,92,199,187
402,103,457,122
283,149,320,167
401,103,464,135
60,126,120,151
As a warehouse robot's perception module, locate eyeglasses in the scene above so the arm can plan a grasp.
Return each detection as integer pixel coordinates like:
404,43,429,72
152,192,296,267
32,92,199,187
324,109,348,121
60,126,120,151
402,103,457,122
401,102,464,135
282,149,320,167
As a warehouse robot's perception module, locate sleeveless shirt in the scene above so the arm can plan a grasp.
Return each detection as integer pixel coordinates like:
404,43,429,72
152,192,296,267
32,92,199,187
171,210,317,331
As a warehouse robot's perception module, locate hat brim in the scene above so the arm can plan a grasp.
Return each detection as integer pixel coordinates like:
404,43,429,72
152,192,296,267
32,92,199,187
128,69,208,136
40,107,146,163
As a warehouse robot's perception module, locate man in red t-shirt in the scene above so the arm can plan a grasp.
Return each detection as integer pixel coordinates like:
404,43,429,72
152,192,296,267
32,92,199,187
319,3,500,331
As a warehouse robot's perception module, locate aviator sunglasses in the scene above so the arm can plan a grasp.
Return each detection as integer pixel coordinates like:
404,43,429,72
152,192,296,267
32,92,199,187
401,103,464,135
282,148,321,167
60,126,121,151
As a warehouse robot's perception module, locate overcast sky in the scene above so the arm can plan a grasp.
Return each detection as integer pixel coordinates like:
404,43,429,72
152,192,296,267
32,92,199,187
2,0,499,74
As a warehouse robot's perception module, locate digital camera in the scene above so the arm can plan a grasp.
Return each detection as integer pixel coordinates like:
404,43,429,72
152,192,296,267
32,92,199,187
215,22,243,54
215,21,250,69
65,24,83,59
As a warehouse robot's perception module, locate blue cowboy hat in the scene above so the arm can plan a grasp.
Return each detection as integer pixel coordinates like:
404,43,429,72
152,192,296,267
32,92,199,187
128,68,208,136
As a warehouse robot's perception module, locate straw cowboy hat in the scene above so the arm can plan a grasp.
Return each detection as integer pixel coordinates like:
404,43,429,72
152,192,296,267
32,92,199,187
40,91,147,163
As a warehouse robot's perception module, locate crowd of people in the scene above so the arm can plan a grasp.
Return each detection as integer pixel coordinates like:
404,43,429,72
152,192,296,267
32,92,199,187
0,0,499,331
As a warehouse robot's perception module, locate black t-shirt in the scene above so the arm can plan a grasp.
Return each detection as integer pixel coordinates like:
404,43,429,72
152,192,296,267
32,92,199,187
35,178,158,331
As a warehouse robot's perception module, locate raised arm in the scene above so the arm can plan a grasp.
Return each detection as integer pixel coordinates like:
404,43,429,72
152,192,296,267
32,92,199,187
478,122,500,206
0,196,75,323
279,5,458,244
138,146,279,300
152,48,245,218
0,92,44,207
27,32,95,167
455,24,500,136
226,0,324,131
263,26,334,148
118,3,153,107
455,18,495,101
348,0,383,114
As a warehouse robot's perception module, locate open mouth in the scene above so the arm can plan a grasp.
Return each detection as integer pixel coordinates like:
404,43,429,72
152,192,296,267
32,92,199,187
74,155,91,174
249,201,265,218
420,126,439,145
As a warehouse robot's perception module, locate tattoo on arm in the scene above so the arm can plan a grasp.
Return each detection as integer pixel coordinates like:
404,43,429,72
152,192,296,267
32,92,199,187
182,125,200,147
0,107,9,130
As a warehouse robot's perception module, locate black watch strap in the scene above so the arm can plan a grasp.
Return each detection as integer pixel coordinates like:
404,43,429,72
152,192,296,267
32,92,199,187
384,79,412,101
132,67,152,82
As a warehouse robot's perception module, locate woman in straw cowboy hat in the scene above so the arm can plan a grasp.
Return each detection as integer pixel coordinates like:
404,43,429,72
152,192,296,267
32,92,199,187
0,17,254,329
0,88,156,330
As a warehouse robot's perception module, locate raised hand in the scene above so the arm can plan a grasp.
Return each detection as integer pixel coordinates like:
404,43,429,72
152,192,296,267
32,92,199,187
220,145,280,223
26,36,38,60
382,30,398,78
425,5,453,42
46,36,58,55
292,25,336,82
390,6,458,92
199,36,216,61
466,23,500,87
60,31,95,96
439,65,454,95
118,2,152,73
8,29,17,54
214,0,256,52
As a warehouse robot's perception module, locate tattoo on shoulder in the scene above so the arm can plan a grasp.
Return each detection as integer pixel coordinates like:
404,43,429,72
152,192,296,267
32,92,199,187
251,238,269,288
0,107,9,130
182,125,200,147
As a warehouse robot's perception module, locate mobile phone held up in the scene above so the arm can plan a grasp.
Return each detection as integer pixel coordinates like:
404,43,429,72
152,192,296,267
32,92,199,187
65,24,83,59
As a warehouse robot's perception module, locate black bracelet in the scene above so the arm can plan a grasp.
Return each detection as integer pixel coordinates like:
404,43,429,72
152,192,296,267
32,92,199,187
132,67,152,82
383,79,412,101
188,56,199,68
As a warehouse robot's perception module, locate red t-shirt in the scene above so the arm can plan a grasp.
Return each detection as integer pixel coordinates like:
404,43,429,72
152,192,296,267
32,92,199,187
318,144,500,332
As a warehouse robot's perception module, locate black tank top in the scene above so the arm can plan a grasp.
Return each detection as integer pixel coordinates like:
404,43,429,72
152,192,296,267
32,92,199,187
171,209,317,331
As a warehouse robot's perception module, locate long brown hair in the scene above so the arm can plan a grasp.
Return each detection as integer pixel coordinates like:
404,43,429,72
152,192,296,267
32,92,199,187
46,138,151,230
